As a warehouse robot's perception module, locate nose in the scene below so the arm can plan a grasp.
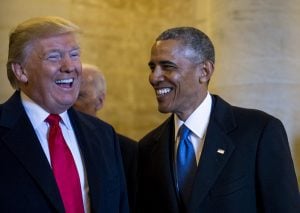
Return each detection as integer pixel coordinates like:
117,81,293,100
60,55,76,72
149,66,164,85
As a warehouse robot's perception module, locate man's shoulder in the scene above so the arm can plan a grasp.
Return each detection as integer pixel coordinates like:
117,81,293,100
0,92,25,128
139,115,173,145
118,134,136,144
212,94,283,128
69,108,114,133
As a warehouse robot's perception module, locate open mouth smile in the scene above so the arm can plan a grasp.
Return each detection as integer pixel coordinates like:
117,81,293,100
156,88,172,97
55,78,74,88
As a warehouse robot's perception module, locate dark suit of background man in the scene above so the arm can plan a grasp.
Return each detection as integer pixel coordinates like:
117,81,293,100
137,26,300,213
74,63,138,213
0,16,129,213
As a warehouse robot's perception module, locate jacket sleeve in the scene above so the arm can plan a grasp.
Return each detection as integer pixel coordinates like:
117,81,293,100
113,130,130,213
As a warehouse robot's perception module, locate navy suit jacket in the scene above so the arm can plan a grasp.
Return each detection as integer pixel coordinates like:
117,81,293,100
118,134,138,213
0,91,129,213
138,95,300,213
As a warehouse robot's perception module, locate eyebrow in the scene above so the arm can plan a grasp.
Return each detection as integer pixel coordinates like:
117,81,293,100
148,60,176,66
45,46,80,53
42,47,80,56
160,61,176,65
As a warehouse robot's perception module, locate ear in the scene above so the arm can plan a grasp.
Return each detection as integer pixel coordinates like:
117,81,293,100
11,63,28,83
199,60,214,84
97,93,106,110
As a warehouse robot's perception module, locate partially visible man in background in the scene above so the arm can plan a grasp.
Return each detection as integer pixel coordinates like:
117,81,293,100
74,63,137,213
74,64,106,116
0,16,129,213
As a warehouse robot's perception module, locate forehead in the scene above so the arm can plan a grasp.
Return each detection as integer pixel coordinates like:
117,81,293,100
151,40,182,55
150,39,194,62
34,33,79,51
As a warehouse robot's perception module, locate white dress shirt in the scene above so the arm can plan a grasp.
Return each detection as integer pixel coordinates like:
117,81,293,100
174,92,212,165
21,92,90,213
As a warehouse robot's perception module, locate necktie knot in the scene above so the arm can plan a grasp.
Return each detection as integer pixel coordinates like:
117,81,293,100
46,114,61,126
179,125,190,141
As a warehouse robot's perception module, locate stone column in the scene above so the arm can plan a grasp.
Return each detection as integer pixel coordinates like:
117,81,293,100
206,0,300,181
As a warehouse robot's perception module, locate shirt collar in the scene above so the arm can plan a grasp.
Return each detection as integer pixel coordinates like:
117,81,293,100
174,92,212,139
21,91,71,129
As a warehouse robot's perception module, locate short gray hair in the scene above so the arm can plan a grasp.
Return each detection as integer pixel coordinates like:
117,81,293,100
156,27,215,64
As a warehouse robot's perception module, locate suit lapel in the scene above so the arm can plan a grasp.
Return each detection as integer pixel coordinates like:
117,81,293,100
151,116,182,210
1,92,64,212
188,95,237,212
69,109,116,212
68,109,101,211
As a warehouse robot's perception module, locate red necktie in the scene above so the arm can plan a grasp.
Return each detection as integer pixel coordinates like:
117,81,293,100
46,114,84,213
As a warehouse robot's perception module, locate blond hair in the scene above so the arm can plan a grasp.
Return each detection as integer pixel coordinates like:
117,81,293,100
6,16,81,89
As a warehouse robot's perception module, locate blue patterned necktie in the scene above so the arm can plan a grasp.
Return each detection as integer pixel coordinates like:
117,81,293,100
176,124,197,205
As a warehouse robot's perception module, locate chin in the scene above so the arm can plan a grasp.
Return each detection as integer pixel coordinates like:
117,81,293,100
158,106,171,114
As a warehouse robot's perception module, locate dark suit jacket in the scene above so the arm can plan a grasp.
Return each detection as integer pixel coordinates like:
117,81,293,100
0,91,129,213
138,95,300,213
118,134,138,213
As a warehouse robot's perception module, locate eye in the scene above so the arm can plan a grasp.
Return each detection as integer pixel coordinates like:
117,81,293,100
149,65,155,72
46,52,62,62
148,63,155,72
69,49,80,60
162,64,176,70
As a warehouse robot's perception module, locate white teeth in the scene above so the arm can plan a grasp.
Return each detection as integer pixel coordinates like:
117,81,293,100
156,88,171,96
56,78,73,84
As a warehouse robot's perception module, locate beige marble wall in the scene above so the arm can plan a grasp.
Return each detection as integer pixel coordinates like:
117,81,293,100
0,0,299,180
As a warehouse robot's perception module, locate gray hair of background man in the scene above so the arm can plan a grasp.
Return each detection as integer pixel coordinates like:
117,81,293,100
73,63,107,116
156,26,215,65
6,16,81,89
80,63,107,97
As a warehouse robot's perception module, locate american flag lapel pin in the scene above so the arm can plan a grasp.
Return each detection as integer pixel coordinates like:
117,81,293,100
217,149,225,155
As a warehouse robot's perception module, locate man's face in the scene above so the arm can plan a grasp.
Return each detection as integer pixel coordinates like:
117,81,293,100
74,81,104,117
19,33,82,114
148,39,208,121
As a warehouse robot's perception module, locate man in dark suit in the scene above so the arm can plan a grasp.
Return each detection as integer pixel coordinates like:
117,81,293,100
138,27,300,212
0,16,129,212
74,63,137,213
